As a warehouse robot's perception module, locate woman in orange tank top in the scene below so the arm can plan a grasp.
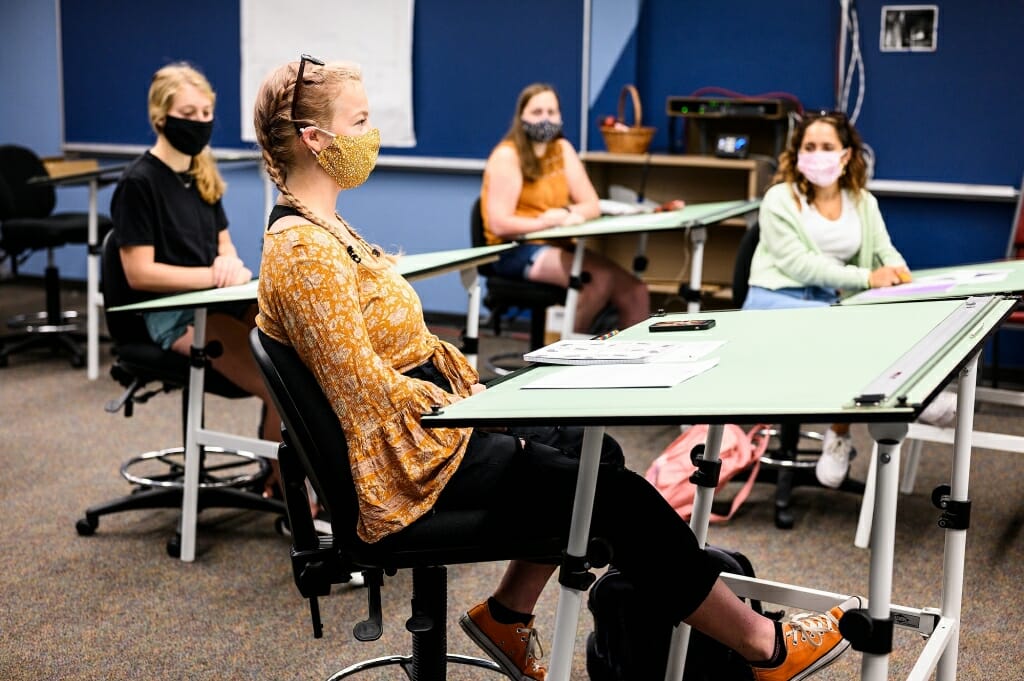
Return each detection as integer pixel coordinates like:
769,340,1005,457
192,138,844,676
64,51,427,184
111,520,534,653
481,83,650,334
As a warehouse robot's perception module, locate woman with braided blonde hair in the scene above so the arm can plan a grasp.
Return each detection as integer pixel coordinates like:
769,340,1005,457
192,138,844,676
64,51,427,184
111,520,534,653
110,62,282,496
253,56,861,681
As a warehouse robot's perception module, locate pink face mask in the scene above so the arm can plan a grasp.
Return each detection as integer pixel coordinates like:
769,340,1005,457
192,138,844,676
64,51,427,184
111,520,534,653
797,150,845,187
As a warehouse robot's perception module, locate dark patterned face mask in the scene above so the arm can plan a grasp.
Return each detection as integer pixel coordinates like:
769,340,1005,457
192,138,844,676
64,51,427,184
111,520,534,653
521,119,562,143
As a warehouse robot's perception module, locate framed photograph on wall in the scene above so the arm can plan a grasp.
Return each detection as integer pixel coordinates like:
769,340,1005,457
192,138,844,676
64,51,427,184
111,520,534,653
880,5,939,52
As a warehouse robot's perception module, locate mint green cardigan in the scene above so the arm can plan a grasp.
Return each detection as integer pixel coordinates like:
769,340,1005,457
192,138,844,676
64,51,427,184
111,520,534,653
748,182,906,292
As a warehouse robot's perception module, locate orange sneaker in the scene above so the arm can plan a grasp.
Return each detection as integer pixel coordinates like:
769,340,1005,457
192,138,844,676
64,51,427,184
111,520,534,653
751,596,861,681
459,601,547,681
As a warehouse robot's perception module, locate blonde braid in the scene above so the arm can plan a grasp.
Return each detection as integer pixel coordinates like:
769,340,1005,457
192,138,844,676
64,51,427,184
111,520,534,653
262,150,394,269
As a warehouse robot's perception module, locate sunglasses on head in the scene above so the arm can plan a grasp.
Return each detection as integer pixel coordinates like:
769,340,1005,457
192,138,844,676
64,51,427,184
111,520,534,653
803,109,849,125
291,53,326,135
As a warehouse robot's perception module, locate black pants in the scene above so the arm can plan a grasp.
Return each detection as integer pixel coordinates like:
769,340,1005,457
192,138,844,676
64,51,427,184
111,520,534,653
407,361,721,624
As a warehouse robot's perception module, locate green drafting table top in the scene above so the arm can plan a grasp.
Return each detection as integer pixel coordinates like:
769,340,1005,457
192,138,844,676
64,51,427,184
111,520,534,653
521,198,759,242
108,243,515,312
422,296,1015,428
841,258,1024,305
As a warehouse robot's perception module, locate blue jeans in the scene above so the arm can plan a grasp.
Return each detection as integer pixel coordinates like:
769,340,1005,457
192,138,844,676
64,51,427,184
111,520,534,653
742,285,838,310
490,244,549,280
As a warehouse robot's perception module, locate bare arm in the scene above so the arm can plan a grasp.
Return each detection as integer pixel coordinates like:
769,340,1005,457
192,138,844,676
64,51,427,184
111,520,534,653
120,236,251,294
560,140,600,220
484,145,580,238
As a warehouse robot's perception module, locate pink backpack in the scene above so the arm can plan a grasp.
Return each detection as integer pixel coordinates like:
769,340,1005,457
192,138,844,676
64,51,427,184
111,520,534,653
645,424,771,523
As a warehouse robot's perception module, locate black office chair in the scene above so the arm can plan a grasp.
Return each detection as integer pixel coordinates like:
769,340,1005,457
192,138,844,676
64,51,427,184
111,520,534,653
0,144,113,368
74,232,284,557
250,327,570,680
470,197,567,374
731,223,863,529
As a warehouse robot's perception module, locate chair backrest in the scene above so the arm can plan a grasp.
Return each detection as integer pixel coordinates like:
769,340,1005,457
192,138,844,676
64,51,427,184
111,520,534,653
100,230,162,345
249,328,361,544
469,197,497,277
0,145,56,219
1005,172,1024,261
731,223,760,308
250,327,565,567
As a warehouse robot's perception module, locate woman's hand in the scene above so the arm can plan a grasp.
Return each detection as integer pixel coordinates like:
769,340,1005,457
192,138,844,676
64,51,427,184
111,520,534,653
470,383,487,395
539,206,586,229
539,207,570,228
869,265,911,288
210,254,249,287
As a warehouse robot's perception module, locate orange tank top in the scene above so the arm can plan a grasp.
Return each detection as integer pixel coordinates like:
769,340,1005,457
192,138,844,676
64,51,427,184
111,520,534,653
480,140,570,245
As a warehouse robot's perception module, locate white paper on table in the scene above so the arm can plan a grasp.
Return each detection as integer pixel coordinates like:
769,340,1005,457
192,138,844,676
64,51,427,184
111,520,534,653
918,269,1009,285
521,358,719,389
523,339,725,365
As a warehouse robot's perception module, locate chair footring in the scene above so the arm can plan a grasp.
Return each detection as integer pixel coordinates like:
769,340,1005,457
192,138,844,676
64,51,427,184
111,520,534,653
120,446,270,489
325,653,502,681
7,309,83,332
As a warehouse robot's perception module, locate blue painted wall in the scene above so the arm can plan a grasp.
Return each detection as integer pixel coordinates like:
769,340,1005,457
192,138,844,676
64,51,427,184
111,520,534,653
3,1,1020,361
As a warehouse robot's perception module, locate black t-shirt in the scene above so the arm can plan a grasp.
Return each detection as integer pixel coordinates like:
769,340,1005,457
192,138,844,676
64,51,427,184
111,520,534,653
110,151,228,267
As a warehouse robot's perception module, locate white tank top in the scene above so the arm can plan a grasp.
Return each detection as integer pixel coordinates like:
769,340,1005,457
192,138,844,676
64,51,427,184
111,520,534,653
799,189,861,264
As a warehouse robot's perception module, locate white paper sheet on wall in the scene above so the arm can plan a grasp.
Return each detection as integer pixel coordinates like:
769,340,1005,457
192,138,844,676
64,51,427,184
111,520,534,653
240,0,416,147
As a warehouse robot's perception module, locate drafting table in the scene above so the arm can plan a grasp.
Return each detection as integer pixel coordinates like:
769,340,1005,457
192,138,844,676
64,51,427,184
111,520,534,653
422,296,1016,681
520,199,760,337
29,163,127,379
110,242,513,562
842,259,1024,548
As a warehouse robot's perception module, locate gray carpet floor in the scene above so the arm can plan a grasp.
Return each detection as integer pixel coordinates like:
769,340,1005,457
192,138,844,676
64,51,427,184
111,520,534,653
1,280,1022,680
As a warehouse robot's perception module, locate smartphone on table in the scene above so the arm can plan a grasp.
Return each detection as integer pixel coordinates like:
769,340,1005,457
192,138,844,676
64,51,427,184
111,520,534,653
649,319,715,332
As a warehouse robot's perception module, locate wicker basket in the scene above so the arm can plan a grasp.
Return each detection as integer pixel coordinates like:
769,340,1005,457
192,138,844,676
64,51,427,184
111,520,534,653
600,84,656,154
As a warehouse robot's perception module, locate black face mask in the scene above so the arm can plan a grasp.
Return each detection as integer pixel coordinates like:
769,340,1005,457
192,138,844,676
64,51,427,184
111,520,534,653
162,115,214,156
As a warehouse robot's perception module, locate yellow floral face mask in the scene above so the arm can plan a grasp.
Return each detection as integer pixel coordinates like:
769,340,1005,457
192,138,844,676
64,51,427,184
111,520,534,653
309,127,381,190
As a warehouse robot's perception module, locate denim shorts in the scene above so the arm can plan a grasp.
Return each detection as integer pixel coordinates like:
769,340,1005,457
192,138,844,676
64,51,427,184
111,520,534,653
143,301,254,350
742,285,838,310
143,310,194,350
490,244,549,280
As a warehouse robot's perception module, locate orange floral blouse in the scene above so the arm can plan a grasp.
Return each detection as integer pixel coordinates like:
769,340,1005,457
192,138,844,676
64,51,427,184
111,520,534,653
256,224,478,543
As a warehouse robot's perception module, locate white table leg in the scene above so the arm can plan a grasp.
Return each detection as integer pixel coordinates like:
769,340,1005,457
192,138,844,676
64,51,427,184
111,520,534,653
547,425,605,681
633,232,649,279
179,307,208,562
559,239,588,340
863,420,908,680
936,353,978,680
665,424,725,681
460,267,481,371
855,445,878,549
87,178,100,380
687,227,707,314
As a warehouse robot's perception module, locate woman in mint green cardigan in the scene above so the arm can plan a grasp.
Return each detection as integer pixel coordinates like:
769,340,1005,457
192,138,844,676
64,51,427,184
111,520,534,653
743,111,946,488
746,111,910,308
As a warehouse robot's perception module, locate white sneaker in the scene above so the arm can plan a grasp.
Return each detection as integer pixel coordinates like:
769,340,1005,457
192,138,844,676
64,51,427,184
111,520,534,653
918,391,957,428
816,429,854,488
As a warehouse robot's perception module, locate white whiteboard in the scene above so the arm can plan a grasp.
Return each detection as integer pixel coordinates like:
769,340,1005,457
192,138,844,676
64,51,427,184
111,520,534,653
240,0,416,147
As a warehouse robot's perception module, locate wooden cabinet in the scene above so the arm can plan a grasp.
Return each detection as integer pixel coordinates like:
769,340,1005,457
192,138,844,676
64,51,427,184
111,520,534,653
582,152,772,297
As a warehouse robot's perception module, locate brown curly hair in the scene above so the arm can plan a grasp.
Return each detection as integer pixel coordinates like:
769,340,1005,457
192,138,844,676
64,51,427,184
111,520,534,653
772,112,867,205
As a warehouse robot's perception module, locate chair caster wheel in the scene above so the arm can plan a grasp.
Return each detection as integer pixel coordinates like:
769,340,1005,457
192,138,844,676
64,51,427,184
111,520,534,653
76,517,97,536
70,355,85,369
274,515,289,536
167,534,181,558
774,508,794,529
